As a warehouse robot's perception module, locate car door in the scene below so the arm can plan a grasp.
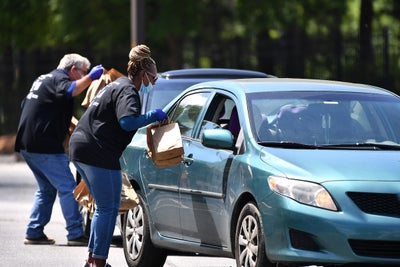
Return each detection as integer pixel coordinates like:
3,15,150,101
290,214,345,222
131,126,183,239
173,93,237,248
139,91,208,240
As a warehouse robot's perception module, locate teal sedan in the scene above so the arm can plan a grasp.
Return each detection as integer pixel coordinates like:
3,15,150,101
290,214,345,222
120,78,400,267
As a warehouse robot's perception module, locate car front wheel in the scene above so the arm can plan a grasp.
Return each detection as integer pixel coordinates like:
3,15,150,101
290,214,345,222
122,191,167,267
235,202,273,267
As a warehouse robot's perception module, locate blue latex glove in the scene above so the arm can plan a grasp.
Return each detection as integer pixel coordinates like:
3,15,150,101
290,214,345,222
155,109,168,121
88,65,104,80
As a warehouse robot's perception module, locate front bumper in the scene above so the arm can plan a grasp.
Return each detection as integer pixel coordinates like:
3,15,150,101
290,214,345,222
259,180,400,265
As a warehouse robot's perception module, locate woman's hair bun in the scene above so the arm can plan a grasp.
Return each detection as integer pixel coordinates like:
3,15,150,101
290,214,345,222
129,44,151,62
127,44,155,78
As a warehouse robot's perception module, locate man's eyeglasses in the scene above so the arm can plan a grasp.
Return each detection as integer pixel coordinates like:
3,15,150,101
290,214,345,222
74,67,88,79
76,68,88,76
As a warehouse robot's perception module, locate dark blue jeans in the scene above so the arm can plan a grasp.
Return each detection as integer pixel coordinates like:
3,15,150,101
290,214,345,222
73,161,121,260
21,150,84,240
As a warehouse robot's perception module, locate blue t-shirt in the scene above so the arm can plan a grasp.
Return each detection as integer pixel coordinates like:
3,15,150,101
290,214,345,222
15,69,74,153
69,77,142,170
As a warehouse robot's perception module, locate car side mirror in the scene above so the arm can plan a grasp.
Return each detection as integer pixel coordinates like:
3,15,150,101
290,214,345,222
201,129,234,150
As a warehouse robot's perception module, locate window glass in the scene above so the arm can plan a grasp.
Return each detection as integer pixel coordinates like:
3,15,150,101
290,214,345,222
247,91,400,146
171,93,209,137
146,81,196,111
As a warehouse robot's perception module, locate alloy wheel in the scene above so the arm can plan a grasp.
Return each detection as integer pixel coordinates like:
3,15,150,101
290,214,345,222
124,205,144,260
238,214,259,267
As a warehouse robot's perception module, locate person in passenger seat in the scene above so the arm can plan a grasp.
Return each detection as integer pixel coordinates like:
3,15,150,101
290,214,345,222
228,106,240,140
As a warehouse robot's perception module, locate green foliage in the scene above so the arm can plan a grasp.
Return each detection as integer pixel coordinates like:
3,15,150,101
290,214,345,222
0,0,131,52
146,0,206,41
0,0,53,51
2,0,400,135
55,0,130,50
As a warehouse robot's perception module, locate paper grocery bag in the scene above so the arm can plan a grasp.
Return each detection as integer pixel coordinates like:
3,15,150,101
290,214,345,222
146,121,184,167
150,155,184,168
81,68,125,108
119,173,140,214
73,179,95,215
74,174,140,215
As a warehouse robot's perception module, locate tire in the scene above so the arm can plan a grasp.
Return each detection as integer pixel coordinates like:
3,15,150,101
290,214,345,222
235,202,273,267
122,191,167,267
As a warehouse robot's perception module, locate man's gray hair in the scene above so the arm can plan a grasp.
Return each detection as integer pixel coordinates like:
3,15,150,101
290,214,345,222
57,53,91,71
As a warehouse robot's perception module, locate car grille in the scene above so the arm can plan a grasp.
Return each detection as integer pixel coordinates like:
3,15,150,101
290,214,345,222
347,192,400,217
348,239,400,258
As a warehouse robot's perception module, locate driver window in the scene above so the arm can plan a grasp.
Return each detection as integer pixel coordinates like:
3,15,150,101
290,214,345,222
198,96,239,140
170,93,209,137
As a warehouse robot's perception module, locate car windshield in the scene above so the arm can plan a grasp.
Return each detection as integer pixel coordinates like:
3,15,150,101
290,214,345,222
248,91,400,147
145,80,210,111
145,83,192,111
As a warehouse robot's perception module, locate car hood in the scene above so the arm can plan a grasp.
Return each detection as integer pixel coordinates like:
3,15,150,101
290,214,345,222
260,148,400,183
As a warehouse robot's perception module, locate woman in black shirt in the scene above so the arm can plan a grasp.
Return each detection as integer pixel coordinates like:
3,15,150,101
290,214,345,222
69,45,167,267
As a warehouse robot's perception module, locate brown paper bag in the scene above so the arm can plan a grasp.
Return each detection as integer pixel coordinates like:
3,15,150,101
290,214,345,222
119,173,140,213
73,173,140,215
146,121,184,167
151,155,184,168
63,116,79,153
73,179,95,215
81,68,125,108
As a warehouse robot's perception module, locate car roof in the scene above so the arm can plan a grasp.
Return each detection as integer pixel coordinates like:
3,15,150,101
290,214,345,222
186,78,395,96
160,68,273,79
143,68,275,112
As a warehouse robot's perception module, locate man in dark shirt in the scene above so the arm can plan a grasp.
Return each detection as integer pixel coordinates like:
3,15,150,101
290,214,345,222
15,53,104,246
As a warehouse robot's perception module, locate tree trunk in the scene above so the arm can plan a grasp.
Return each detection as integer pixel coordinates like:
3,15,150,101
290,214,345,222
359,0,374,82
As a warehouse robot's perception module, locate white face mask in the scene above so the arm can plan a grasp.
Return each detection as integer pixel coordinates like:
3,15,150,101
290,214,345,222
140,72,153,93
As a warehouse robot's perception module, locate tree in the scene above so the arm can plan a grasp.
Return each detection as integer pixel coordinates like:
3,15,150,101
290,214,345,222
0,0,55,134
2,0,400,136
358,0,374,82
145,0,208,70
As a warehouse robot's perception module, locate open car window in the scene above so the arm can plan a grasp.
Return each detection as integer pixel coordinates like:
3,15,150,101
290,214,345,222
197,94,241,142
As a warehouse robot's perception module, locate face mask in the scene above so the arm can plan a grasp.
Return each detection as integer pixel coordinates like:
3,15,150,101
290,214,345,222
140,72,153,93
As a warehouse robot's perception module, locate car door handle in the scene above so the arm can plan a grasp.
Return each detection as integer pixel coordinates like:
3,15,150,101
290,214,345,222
184,153,194,166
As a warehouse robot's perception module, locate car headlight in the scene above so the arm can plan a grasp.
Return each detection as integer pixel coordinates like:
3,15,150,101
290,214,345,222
268,176,338,211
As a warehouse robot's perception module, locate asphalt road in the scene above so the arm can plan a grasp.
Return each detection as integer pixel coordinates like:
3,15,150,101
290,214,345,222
0,155,237,267
0,155,325,267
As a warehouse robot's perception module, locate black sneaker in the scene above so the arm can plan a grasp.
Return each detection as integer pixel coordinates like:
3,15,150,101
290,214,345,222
67,235,88,246
24,235,55,245
81,260,111,267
